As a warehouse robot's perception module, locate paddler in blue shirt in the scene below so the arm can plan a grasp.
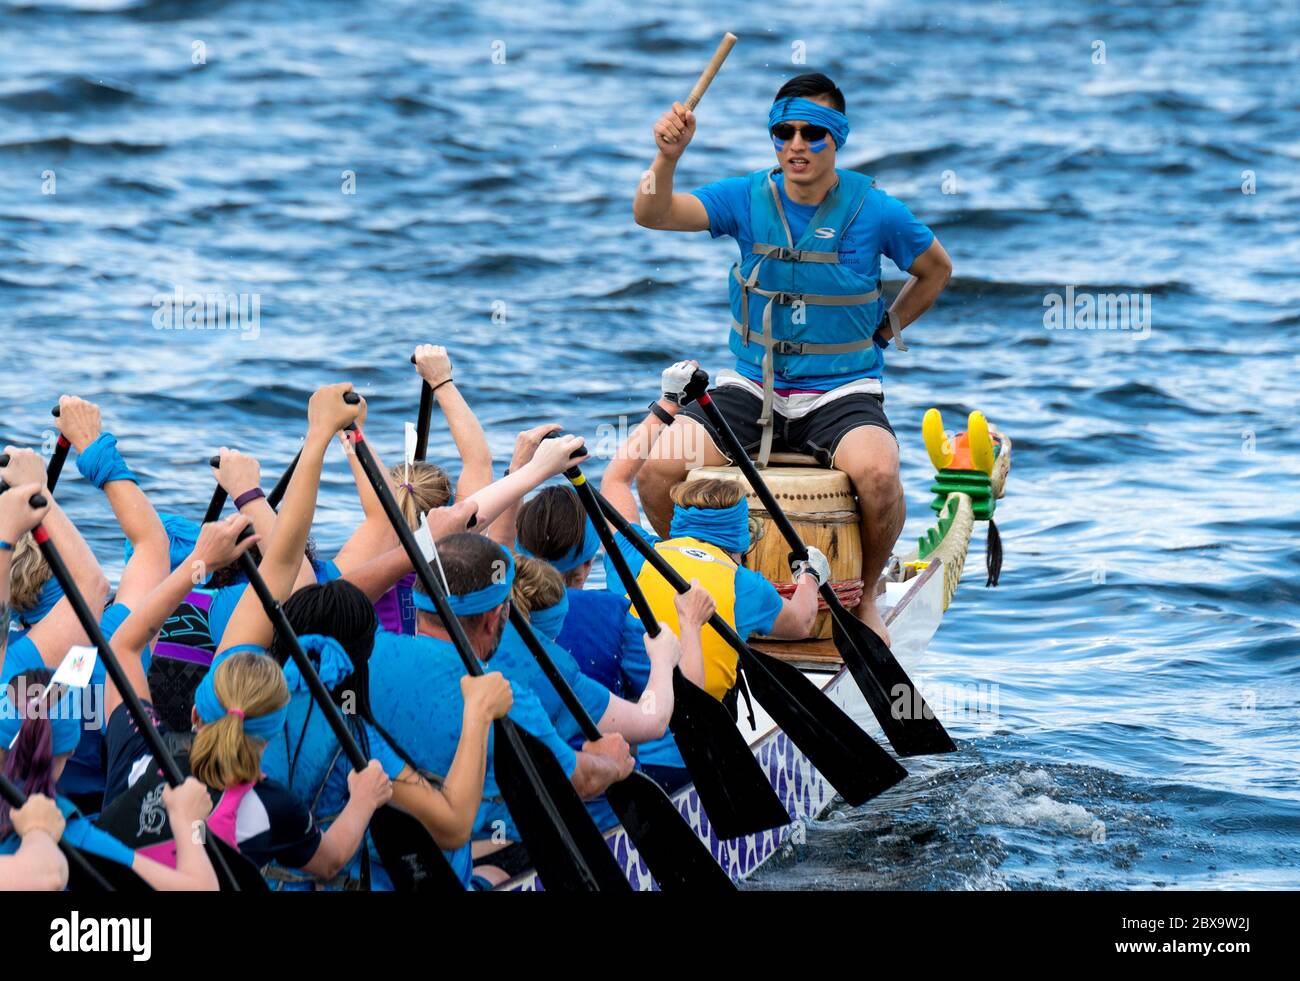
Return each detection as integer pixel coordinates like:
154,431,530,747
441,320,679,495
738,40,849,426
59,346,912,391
632,72,953,645
368,532,635,887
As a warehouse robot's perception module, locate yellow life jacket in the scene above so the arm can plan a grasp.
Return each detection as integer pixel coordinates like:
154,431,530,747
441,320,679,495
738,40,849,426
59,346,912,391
631,536,738,701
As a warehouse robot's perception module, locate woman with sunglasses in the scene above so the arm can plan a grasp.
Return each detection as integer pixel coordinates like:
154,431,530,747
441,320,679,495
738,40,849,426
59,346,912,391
632,71,953,647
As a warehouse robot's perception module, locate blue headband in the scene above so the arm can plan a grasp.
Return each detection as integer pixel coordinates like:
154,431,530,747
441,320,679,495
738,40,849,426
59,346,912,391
75,432,138,490
0,686,81,756
282,634,354,693
517,517,600,574
124,512,203,573
412,546,516,617
194,647,286,740
669,499,752,554
18,576,63,629
528,592,570,642
768,96,850,150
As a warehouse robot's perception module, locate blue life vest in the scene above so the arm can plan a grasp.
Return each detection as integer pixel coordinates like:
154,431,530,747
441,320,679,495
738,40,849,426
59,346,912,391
729,168,883,461
555,589,630,698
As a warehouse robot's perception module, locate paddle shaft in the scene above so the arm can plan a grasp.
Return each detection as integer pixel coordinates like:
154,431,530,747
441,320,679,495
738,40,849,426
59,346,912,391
344,425,610,891
0,772,114,891
685,32,737,111
46,406,71,490
565,471,661,634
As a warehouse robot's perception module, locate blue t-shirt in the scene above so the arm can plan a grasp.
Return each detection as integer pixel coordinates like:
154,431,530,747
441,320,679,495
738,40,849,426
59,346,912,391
367,629,580,857
207,560,341,649
492,623,612,750
692,170,935,390
602,523,784,641
262,690,407,889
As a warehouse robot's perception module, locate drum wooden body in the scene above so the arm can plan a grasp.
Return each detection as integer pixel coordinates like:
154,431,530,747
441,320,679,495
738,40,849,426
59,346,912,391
685,464,862,639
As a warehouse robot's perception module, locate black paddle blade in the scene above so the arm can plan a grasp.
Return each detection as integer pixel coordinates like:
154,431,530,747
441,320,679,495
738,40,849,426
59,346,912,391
741,647,907,804
209,834,271,892
66,848,152,892
829,602,958,757
669,669,789,840
369,804,466,892
606,771,736,892
493,720,632,892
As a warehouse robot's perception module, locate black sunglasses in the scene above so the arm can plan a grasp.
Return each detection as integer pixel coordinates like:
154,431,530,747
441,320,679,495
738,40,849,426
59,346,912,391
770,122,830,143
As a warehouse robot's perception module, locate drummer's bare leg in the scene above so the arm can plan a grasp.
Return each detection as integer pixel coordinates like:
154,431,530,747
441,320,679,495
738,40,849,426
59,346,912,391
832,425,904,646
637,417,729,536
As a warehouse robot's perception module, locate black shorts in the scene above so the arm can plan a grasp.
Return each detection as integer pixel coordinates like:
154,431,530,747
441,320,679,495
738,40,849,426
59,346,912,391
678,384,895,467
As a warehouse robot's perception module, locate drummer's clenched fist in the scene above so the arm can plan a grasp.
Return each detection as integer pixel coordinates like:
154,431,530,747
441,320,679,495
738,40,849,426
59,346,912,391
653,101,696,159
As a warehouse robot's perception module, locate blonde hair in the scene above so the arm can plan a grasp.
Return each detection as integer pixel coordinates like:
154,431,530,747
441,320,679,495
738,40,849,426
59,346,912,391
190,653,289,790
7,533,52,614
511,555,565,618
389,461,452,530
670,477,744,511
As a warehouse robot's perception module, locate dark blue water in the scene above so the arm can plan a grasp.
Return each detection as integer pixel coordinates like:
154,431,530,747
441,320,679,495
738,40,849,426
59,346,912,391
2,0,1296,889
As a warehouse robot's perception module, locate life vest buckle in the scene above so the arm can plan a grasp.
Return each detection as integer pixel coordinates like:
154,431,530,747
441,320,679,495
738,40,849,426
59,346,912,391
769,247,803,261
772,339,806,355
771,291,804,306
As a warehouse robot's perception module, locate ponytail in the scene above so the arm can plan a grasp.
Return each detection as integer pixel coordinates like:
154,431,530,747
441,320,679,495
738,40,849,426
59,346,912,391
191,653,288,789
0,669,71,837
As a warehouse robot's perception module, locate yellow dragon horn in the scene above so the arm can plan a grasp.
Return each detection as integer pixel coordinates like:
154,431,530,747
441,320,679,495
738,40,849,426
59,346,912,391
922,408,953,471
968,410,995,476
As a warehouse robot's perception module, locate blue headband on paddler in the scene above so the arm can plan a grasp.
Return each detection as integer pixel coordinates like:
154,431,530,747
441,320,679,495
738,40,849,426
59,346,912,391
411,545,516,617
527,591,570,642
768,96,850,151
669,498,752,555
194,646,287,740
16,576,63,630
0,683,82,756
516,517,601,574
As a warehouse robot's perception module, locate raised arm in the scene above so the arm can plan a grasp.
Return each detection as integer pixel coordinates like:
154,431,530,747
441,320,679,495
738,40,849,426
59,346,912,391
219,383,361,654
333,397,405,575
0,449,108,668
485,424,560,549
413,346,495,501
212,449,317,593
104,514,258,720
57,396,169,611
600,362,697,525
340,501,478,602
632,102,712,232
462,432,588,535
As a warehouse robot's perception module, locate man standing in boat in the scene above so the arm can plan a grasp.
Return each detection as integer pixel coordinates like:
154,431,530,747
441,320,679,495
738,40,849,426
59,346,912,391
631,72,952,644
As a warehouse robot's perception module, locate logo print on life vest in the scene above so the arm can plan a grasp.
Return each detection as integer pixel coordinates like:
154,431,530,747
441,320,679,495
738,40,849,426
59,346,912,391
138,782,167,838
680,547,714,561
813,227,836,239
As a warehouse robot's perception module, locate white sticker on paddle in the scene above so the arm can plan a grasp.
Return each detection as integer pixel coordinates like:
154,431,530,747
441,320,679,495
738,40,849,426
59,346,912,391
52,645,98,689
414,511,436,563
404,422,418,466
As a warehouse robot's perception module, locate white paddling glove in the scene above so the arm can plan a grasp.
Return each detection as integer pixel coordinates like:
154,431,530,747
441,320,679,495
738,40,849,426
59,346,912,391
660,360,698,404
790,546,831,587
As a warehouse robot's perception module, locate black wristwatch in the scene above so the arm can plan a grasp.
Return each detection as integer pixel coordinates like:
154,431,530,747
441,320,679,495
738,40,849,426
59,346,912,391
648,400,675,426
